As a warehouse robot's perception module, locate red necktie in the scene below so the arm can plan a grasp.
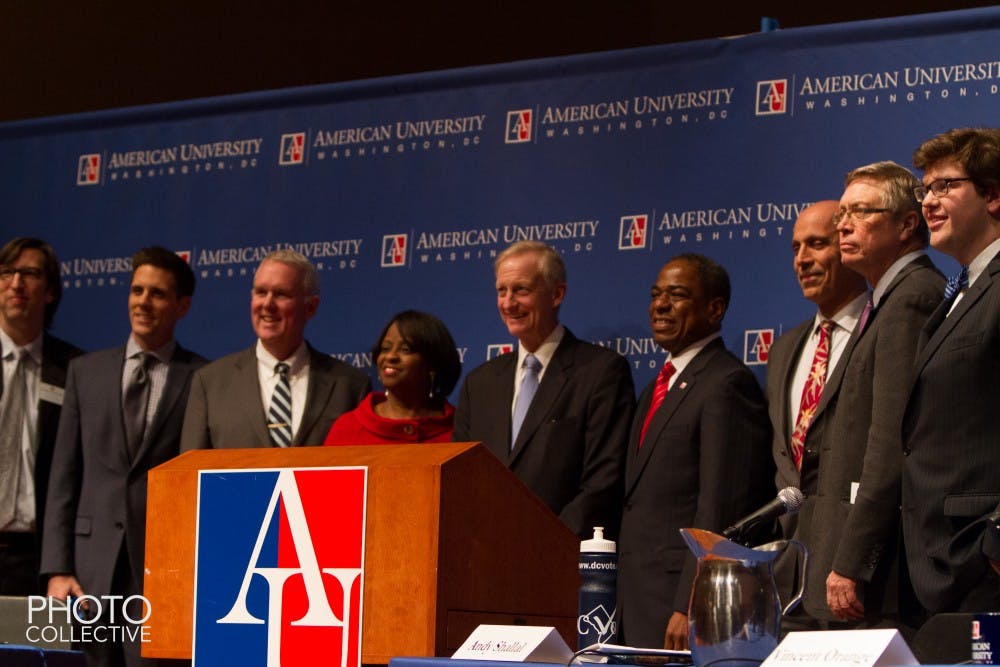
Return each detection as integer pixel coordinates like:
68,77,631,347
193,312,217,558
789,320,833,470
639,361,676,446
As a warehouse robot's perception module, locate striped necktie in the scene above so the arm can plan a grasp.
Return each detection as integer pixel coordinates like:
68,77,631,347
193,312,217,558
268,362,292,447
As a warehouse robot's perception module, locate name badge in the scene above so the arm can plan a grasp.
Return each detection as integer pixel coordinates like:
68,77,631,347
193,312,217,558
38,382,65,406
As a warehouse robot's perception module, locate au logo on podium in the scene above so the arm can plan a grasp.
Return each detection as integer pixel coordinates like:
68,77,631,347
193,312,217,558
193,467,368,667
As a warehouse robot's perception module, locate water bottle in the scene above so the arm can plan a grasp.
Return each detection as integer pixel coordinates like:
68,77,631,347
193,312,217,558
577,526,617,649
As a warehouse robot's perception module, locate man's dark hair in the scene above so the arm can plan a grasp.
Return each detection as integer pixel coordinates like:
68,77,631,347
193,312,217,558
673,252,731,311
0,237,62,328
131,246,196,297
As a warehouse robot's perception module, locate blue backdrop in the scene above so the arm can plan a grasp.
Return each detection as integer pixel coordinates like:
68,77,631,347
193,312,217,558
1,7,997,393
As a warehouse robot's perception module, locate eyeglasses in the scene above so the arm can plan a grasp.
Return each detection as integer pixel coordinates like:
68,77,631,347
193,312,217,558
0,266,45,283
832,207,892,224
913,177,973,203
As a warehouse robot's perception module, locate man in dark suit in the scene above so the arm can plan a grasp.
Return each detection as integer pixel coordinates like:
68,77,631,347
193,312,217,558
812,161,943,627
617,253,772,649
41,246,204,665
766,202,868,630
181,249,368,450
453,241,634,538
0,238,82,595
903,127,1000,614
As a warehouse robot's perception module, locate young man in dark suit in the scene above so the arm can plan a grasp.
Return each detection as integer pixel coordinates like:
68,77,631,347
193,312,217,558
42,246,205,666
453,241,635,539
903,127,1000,614
0,237,82,595
617,253,772,649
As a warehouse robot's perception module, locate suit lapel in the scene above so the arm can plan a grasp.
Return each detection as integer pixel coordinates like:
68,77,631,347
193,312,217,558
915,259,998,375
488,352,517,463
233,349,272,444
507,344,573,463
625,339,719,494
133,346,192,465
776,324,811,457
509,334,575,464
296,346,332,445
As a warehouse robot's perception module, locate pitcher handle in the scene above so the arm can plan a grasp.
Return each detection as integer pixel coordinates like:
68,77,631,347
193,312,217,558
781,539,809,616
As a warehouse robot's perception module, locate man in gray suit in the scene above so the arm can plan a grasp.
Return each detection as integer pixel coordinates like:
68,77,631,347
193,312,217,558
903,127,1000,614
42,246,204,665
0,238,82,595
813,161,943,627
181,249,368,450
766,201,868,630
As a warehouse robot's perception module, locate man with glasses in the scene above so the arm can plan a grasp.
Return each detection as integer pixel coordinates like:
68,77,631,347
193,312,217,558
0,238,82,595
812,162,943,630
902,127,1000,615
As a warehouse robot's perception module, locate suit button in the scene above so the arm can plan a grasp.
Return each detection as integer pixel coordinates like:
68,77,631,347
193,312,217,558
902,448,910,457
115,521,124,529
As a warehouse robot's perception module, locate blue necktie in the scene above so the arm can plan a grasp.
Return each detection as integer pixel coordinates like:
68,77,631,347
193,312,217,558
511,354,541,449
944,265,969,301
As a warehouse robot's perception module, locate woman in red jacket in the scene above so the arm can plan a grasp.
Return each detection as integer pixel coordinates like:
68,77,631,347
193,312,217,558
324,310,461,445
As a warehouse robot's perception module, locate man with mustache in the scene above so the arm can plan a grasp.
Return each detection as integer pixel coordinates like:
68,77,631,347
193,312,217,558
766,201,868,631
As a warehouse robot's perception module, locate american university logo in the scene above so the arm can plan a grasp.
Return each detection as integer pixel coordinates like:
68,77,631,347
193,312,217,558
618,214,648,250
77,154,101,185
755,80,788,115
743,329,774,365
504,110,532,144
279,133,306,165
381,234,408,267
194,468,367,667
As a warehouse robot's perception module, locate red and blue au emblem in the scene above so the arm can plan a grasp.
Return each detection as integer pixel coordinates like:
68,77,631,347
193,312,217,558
193,468,367,667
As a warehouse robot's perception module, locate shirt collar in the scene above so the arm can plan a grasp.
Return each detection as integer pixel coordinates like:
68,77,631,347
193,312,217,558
967,237,1000,288
256,339,309,374
815,291,868,334
0,327,43,365
667,331,720,377
872,250,925,307
126,335,176,364
517,324,565,370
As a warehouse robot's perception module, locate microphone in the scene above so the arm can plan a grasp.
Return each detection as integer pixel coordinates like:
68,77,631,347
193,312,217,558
722,487,805,542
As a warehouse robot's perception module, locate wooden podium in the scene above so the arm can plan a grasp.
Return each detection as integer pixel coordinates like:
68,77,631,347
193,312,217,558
144,442,579,663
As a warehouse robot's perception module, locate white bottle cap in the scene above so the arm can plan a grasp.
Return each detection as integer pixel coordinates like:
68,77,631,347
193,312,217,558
581,526,616,552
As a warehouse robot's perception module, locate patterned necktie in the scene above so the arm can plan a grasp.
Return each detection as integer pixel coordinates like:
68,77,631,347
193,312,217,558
789,320,834,471
511,354,541,449
639,360,676,446
943,265,969,301
123,352,153,461
0,350,28,528
268,362,292,447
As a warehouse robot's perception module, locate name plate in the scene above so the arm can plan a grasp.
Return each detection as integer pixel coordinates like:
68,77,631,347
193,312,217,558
762,629,917,667
453,625,573,663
